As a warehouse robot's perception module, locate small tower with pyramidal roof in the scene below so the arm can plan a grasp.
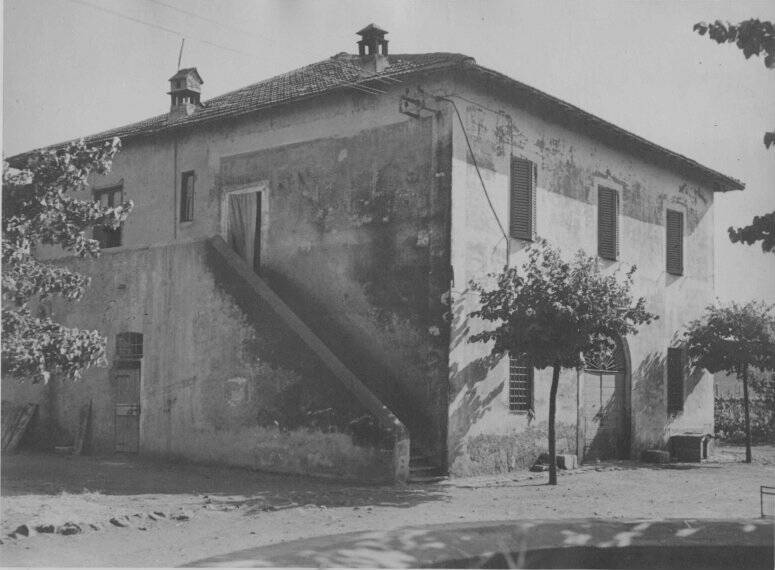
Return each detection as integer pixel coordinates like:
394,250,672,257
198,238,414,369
357,23,388,56
168,68,203,118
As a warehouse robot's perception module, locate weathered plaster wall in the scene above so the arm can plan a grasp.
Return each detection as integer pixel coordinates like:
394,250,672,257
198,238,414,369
30,79,452,469
5,241,392,481
443,75,716,475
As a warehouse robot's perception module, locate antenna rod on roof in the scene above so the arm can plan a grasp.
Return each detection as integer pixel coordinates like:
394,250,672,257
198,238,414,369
177,38,185,70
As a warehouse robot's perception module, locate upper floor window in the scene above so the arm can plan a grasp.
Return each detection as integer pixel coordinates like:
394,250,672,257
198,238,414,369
93,185,124,249
597,186,619,260
509,353,533,412
180,171,195,222
666,209,684,276
509,156,537,240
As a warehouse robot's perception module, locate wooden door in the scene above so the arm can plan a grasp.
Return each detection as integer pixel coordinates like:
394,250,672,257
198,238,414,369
582,340,627,461
114,363,140,453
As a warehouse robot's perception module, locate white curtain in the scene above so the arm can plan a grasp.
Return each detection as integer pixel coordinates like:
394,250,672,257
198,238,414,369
227,192,258,267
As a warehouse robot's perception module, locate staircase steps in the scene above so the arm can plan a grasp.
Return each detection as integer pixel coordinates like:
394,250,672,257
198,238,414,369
408,452,446,484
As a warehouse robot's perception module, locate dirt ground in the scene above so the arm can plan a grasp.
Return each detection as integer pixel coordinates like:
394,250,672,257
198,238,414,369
1,444,774,567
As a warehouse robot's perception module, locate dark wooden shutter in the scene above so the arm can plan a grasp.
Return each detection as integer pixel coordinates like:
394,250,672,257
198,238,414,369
510,157,536,240
666,209,683,275
598,187,619,260
509,353,533,411
667,347,685,414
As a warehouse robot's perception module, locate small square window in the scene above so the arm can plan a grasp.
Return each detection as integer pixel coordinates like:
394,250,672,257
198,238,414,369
116,332,143,359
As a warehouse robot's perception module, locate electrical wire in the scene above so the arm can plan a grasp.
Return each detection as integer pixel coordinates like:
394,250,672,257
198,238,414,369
65,0,389,97
67,0,263,59
436,96,509,246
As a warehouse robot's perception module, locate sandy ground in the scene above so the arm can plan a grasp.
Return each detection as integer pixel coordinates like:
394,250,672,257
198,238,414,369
1,444,773,567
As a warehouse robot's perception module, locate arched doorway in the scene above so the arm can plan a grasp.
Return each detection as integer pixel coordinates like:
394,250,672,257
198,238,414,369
581,336,630,461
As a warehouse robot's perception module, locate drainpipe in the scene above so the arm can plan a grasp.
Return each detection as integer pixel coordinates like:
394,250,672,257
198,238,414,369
173,137,178,240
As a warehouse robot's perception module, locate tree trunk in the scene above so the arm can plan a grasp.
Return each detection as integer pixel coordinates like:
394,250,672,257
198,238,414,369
548,363,561,485
741,363,752,464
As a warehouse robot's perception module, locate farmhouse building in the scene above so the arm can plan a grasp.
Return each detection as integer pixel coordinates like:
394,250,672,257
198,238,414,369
6,25,744,482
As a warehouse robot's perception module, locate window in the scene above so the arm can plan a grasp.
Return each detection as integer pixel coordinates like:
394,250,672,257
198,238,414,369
509,156,536,240
180,171,195,222
597,186,619,260
667,347,685,414
116,332,143,359
666,209,683,275
509,353,533,412
93,185,124,248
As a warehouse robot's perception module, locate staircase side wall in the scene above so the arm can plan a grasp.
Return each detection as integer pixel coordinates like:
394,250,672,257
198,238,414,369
2,241,399,482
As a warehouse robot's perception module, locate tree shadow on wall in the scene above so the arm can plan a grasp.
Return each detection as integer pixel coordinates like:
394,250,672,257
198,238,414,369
632,352,708,453
448,353,505,468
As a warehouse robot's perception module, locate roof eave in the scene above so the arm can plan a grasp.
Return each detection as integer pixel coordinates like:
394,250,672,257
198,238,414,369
461,63,744,193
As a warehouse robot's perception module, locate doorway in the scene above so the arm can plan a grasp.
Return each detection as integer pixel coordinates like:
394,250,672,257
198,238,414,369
113,332,142,453
227,190,263,272
113,361,141,453
581,337,629,461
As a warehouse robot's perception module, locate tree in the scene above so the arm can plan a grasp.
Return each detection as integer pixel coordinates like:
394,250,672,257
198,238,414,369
469,242,656,484
2,139,132,382
684,301,775,463
694,19,775,253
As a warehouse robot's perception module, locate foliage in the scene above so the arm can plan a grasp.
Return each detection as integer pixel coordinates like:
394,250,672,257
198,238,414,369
728,211,775,253
2,139,132,382
693,19,775,68
685,301,775,461
684,301,775,376
469,241,656,483
715,379,775,444
694,19,775,251
469,242,657,369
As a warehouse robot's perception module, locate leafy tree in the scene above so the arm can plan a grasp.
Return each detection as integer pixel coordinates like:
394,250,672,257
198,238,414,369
2,139,132,382
694,19,774,252
469,242,656,484
728,212,774,253
684,301,775,463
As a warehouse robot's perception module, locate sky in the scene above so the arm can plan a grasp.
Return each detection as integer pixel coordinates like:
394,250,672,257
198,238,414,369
3,0,774,302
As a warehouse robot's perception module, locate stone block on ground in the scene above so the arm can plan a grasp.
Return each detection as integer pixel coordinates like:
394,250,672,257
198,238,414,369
641,449,671,463
556,454,578,470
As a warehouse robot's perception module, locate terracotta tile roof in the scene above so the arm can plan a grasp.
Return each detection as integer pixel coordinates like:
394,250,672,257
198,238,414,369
81,52,472,143
16,51,743,191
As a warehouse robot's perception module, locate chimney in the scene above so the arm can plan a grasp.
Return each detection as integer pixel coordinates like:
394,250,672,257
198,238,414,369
356,24,389,73
168,68,203,119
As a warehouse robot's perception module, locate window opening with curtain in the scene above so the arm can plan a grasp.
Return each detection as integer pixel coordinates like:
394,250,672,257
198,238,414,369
93,185,124,248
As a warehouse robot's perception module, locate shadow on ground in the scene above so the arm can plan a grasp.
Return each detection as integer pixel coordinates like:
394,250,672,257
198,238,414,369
0,452,445,514
185,518,774,569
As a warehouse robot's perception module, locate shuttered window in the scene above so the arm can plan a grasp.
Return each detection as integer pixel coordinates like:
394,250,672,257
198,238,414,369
180,171,195,222
509,353,533,412
666,209,683,275
510,157,536,240
598,186,619,260
667,347,685,414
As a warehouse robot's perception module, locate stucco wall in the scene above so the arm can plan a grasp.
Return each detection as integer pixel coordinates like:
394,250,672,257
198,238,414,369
4,241,393,480
443,75,716,475
27,81,452,469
